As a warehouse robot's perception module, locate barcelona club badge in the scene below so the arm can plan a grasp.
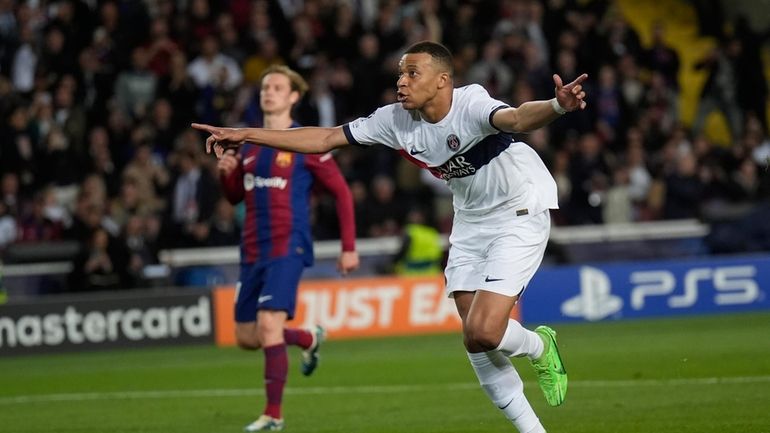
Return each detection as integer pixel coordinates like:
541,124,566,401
275,152,293,167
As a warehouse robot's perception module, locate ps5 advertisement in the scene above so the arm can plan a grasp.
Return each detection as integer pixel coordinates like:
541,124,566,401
522,255,770,323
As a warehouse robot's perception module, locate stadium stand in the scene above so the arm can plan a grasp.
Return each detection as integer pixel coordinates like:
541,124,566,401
0,0,768,294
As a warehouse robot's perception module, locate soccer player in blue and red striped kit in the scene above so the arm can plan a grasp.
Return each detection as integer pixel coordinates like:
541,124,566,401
217,65,360,432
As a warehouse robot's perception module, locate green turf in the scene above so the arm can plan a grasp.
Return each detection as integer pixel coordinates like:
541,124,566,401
1,312,769,433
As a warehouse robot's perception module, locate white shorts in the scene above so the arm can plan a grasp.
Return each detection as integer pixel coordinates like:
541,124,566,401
444,209,550,298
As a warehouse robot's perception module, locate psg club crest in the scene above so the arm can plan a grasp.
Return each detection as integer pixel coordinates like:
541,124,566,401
446,134,460,151
275,152,293,167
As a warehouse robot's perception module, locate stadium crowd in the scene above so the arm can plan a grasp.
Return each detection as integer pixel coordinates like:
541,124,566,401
0,0,769,290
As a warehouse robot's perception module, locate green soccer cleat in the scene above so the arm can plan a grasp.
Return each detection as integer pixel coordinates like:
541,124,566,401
244,415,284,432
301,325,326,376
531,325,568,407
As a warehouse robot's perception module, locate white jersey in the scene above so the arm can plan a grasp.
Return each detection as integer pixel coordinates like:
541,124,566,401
342,84,558,221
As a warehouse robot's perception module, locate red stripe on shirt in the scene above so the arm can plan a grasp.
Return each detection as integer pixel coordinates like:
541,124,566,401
397,149,442,179
269,152,293,258
242,147,259,262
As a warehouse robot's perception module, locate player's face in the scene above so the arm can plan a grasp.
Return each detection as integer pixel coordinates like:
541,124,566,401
260,73,299,115
396,53,442,110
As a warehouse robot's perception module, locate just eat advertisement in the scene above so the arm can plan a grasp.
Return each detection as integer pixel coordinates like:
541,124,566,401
213,276,521,345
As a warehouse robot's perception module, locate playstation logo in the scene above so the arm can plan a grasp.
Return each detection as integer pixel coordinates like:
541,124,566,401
561,267,623,321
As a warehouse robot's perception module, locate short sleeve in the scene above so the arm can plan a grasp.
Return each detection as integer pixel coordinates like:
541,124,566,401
342,104,399,149
464,84,510,135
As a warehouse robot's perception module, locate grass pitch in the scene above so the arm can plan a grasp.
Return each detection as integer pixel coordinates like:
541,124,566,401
1,312,769,433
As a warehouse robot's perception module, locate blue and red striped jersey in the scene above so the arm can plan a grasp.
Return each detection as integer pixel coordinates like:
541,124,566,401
220,142,356,265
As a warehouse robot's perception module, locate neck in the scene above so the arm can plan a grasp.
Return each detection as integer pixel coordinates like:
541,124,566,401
419,88,453,123
263,111,293,129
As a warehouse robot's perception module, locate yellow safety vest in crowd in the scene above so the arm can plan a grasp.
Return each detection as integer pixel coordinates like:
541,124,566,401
396,224,442,276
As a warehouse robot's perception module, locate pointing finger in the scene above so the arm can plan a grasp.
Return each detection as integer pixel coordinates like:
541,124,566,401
552,74,564,90
191,123,215,133
566,73,589,89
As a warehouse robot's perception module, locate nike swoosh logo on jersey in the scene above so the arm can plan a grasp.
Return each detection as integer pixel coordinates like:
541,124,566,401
485,276,505,282
243,155,256,165
258,295,273,304
409,147,426,155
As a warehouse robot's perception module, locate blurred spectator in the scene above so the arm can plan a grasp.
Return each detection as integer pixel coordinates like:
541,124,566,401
39,126,82,189
467,39,513,99
365,175,406,237
693,39,743,141
122,142,170,211
157,52,199,129
599,10,642,66
18,187,66,242
242,36,285,85
603,166,633,224
0,201,16,252
351,33,388,116
109,176,154,229
324,3,362,61
643,71,679,142
162,143,219,247
65,185,112,244
149,98,178,156
114,46,157,119
118,214,159,287
617,54,645,123
392,207,442,276
594,64,622,147
217,13,247,65
625,140,652,212
348,180,371,238
444,3,479,51
144,17,179,78
568,133,611,224
11,24,36,93
187,35,243,91
643,21,680,90
86,126,121,197
1,104,38,192
733,16,769,133
207,197,239,246
1,172,20,218
663,152,706,219
53,77,88,156
68,227,127,291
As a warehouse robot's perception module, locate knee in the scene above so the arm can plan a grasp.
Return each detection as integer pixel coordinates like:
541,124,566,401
463,319,503,352
235,325,260,350
256,319,283,346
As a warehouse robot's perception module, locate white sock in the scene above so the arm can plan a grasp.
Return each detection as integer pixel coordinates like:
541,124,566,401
468,351,544,433
495,319,544,359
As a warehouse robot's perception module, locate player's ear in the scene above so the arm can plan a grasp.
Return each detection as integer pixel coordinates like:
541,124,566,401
289,90,300,105
437,72,450,89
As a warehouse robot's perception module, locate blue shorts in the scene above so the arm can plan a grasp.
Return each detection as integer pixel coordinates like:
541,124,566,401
235,256,306,322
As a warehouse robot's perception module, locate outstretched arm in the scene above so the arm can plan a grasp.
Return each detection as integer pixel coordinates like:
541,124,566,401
190,124,350,158
492,73,588,133
306,153,360,275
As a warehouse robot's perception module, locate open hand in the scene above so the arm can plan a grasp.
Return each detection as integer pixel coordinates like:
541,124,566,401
554,73,588,112
191,123,248,158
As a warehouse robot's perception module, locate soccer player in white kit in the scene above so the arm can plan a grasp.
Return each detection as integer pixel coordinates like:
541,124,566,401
193,41,587,433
